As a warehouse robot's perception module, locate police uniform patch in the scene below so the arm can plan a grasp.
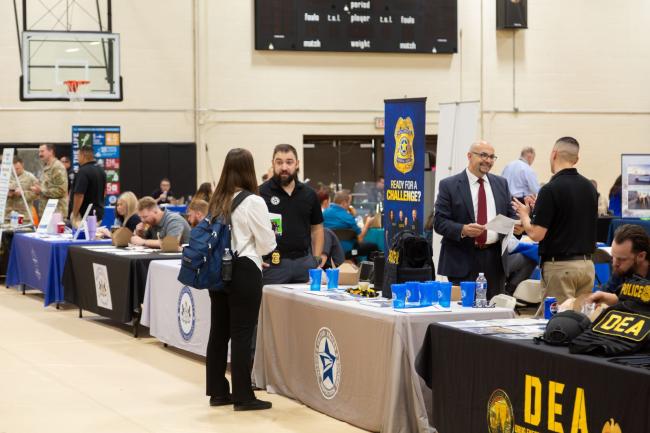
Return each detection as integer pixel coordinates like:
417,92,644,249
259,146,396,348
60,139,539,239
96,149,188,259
271,196,280,206
592,310,650,342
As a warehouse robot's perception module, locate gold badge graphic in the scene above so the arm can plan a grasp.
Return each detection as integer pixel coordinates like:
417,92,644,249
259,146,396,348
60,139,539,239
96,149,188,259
602,418,622,433
271,251,281,265
393,117,415,174
487,389,514,433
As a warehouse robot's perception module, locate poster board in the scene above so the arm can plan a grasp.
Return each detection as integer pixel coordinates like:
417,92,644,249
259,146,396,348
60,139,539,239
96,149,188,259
622,154,650,218
72,126,121,206
383,98,426,247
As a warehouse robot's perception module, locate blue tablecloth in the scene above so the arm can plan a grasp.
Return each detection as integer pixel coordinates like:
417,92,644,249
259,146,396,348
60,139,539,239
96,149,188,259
6,233,110,306
607,218,650,244
102,205,187,227
511,241,611,288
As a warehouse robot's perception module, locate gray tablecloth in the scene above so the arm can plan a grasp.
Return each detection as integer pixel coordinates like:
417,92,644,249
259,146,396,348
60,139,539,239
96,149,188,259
252,284,516,433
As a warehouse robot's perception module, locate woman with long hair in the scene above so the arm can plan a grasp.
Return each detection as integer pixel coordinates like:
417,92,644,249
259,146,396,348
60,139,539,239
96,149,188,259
97,191,140,237
608,175,622,217
194,182,213,202
206,148,276,411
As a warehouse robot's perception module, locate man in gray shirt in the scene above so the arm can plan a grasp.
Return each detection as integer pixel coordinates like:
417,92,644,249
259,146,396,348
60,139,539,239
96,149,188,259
130,196,191,248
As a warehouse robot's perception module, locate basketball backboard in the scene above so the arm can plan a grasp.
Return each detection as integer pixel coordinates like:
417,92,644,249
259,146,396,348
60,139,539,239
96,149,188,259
21,31,121,101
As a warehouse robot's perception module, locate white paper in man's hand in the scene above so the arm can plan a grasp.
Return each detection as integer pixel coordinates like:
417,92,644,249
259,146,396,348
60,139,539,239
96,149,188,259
486,214,519,235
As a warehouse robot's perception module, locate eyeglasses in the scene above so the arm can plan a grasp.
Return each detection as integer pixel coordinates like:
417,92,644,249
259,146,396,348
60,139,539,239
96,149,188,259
471,152,498,161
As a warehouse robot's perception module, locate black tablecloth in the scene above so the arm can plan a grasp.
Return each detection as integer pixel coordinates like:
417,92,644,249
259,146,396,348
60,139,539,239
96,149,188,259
62,247,182,323
416,323,650,433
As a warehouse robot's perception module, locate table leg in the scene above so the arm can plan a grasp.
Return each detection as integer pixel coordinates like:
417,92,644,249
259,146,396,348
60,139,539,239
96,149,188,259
22,285,25,295
56,303,60,310
133,318,140,338
78,307,83,318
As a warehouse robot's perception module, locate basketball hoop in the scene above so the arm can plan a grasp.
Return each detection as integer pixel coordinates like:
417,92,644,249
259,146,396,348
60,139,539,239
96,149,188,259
63,80,90,101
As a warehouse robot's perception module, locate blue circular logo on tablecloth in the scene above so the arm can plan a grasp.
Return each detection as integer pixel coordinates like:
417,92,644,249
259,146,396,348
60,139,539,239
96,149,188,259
314,327,341,400
177,286,196,341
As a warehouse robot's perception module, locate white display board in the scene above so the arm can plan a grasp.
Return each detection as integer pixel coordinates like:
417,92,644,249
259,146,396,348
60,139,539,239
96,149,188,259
432,101,480,275
37,199,59,234
622,154,650,218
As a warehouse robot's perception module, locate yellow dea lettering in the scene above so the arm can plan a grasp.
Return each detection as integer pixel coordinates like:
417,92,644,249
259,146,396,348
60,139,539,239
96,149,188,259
592,310,650,342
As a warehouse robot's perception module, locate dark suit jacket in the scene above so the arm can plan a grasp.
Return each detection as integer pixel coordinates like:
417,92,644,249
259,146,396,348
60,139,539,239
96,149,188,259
434,170,516,278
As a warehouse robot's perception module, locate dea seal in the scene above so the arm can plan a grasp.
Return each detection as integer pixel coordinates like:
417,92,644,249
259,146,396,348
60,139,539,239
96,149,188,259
393,116,415,174
177,286,196,341
487,389,514,433
314,327,341,400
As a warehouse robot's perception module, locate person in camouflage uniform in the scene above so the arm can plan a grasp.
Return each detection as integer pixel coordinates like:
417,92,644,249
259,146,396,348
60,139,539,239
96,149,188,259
31,144,69,218
5,156,38,220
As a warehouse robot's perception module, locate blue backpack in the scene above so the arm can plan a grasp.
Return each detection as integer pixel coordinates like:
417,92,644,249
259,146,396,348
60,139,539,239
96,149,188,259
177,191,251,290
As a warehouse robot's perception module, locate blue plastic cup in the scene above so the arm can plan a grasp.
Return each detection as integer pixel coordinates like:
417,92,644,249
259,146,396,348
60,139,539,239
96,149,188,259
391,284,407,308
437,282,452,308
309,269,322,291
419,282,436,307
326,268,339,290
460,281,476,307
405,281,420,305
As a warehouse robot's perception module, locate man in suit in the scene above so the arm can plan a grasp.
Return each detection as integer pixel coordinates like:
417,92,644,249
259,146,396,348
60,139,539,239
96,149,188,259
434,140,519,299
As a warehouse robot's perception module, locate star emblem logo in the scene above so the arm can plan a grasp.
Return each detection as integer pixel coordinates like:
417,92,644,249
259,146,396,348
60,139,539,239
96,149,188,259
314,327,341,399
319,340,337,385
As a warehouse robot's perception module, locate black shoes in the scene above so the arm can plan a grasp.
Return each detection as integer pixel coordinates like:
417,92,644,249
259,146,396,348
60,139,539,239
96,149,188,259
233,398,272,411
209,395,233,406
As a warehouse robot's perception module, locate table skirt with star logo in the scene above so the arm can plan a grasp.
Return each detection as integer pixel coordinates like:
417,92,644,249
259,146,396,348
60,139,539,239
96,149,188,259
5,232,110,306
252,284,515,433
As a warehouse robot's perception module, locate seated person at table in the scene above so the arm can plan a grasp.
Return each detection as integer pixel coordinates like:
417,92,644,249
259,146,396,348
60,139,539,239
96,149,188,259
151,178,175,205
186,199,209,227
505,236,537,295
323,190,378,260
97,192,140,237
321,228,345,269
193,182,213,203
590,224,649,307
130,197,191,248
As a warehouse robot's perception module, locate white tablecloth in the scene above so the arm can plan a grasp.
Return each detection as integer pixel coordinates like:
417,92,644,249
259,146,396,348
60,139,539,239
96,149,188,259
141,260,211,356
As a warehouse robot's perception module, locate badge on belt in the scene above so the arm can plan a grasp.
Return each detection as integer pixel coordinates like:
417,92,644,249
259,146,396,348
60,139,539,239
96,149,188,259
271,250,281,265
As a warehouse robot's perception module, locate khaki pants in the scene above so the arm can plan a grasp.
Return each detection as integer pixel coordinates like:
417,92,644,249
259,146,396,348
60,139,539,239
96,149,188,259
541,259,595,305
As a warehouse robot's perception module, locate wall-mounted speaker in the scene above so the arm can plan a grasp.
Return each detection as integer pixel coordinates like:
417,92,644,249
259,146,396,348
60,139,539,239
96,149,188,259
497,0,528,29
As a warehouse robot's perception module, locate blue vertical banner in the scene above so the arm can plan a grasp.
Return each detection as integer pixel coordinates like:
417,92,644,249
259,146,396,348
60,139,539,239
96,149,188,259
383,98,426,246
72,126,121,206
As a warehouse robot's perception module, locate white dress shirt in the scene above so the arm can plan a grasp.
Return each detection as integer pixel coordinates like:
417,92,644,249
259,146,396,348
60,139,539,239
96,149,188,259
230,191,277,271
465,168,498,244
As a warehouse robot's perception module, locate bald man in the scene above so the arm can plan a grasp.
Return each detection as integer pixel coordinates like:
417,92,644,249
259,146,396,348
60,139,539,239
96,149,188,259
434,141,518,299
513,137,598,307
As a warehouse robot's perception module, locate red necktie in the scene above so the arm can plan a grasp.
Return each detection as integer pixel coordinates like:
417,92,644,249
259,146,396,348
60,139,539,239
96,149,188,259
476,178,487,245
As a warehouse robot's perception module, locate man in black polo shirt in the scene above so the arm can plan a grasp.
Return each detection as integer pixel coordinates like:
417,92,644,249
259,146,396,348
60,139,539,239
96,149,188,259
513,136,597,305
70,144,107,223
260,144,324,284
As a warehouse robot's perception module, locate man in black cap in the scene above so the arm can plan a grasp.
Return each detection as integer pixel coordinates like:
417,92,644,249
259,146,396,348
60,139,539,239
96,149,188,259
70,144,107,224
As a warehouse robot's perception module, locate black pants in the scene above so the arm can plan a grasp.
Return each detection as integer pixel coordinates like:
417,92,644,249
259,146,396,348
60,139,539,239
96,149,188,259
206,256,262,403
448,244,505,300
505,252,537,295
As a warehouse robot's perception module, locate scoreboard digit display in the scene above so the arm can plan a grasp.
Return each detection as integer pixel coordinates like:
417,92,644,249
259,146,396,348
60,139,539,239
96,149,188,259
255,0,458,54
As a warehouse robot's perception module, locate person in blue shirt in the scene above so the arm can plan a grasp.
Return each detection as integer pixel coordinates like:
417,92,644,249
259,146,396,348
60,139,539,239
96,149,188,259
599,224,649,297
323,190,378,261
608,175,622,217
501,147,540,202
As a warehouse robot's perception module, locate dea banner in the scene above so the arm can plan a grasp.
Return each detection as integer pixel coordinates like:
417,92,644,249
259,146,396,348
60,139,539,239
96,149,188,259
314,327,341,400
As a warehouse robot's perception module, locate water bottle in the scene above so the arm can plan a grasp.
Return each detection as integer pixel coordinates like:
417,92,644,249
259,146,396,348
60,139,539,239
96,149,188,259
475,273,488,307
221,248,233,282
10,211,18,228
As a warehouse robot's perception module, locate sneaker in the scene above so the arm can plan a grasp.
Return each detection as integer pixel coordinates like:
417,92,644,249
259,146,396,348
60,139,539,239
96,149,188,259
233,398,272,411
209,395,233,406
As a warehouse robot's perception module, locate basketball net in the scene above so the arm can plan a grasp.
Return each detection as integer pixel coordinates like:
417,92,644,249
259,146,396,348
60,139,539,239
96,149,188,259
64,80,90,102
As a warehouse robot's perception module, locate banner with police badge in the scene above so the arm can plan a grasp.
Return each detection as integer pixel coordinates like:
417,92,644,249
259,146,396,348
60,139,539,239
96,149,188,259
383,98,426,247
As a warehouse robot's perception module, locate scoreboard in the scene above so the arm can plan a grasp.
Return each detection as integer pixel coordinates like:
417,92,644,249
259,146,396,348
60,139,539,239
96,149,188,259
255,0,457,54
